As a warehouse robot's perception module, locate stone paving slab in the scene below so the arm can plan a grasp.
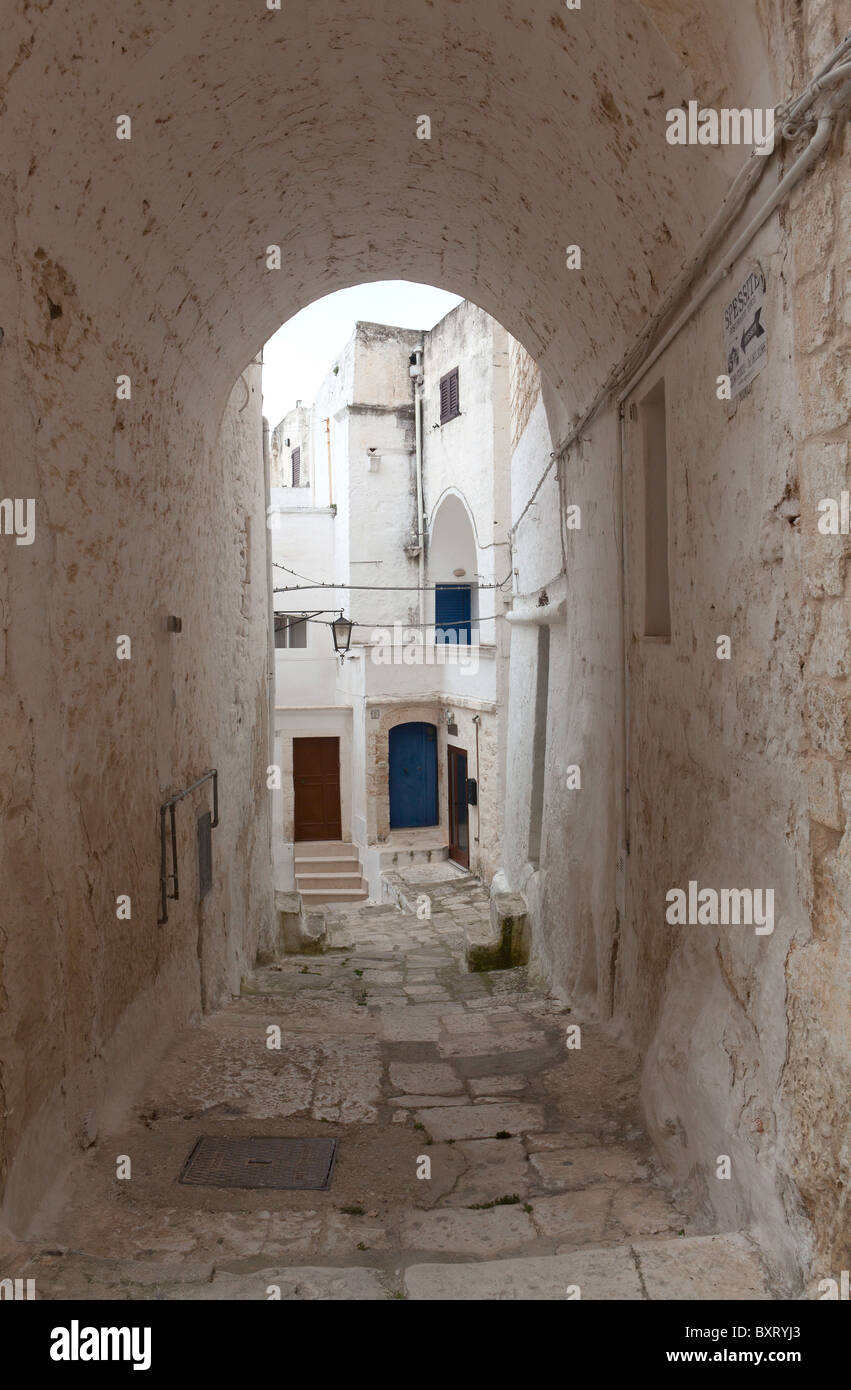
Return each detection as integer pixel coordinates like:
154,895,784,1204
404,1247,645,1300
530,1145,649,1190
389,1094,471,1107
388,1062,463,1094
198,1267,389,1300
400,1205,536,1255
528,1189,614,1244
415,1102,546,1141
635,1234,769,1300
403,1235,770,1301
468,1075,528,1095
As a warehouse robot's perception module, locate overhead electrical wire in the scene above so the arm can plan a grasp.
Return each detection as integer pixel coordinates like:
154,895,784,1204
274,610,509,628
272,561,512,593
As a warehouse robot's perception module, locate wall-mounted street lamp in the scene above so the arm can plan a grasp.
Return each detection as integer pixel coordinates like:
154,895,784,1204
332,612,354,660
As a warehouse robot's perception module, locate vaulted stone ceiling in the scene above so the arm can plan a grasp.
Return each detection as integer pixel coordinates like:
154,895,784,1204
3,0,779,427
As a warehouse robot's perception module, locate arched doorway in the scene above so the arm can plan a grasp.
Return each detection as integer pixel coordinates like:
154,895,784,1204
389,722,439,829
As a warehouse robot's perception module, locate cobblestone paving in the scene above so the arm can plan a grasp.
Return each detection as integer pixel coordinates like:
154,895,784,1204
4,890,773,1299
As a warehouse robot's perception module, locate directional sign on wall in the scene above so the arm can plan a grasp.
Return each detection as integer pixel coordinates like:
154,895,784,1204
724,266,767,399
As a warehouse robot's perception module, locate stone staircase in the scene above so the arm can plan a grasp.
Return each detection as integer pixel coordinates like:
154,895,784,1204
294,840,368,905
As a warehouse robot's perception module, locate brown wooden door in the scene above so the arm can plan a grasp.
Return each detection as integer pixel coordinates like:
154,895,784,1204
293,737,342,841
447,745,470,869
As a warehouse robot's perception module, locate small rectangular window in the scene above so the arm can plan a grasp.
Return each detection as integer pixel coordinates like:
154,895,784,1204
291,447,301,487
435,583,472,643
439,368,460,424
640,379,671,639
275,614,309,649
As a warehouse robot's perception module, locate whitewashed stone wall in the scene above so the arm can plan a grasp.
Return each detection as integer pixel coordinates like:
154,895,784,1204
1,0,847,1289
0,354,274,1228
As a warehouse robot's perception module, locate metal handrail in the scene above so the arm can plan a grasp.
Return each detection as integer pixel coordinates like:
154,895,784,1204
158,769,219,924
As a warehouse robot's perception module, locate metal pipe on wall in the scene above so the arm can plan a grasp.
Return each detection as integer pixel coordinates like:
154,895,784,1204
414,346,425,630
325,417,333,508
262,412,275,867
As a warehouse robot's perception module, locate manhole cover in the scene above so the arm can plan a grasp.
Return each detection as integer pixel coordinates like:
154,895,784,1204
178,1136,338,1190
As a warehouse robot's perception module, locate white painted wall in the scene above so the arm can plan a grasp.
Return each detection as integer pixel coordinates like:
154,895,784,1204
270,307,511,888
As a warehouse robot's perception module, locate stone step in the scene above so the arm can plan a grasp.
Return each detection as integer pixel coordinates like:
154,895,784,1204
300,886,369,904
295,856,362,874
402,1233,771,1301
376,845,449,868
27,1232,769,1302
294,841,359,857
296,872,366,890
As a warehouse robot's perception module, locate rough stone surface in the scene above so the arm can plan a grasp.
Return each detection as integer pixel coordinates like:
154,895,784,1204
4,901,778,1301
403,1234,770,1301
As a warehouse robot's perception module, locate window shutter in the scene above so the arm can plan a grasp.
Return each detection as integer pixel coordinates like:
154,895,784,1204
449,368,459,418
291,448,301,487
439,368,459,424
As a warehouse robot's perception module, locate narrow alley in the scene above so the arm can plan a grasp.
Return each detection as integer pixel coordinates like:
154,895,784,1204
3,874,774,1301
2,0,851,1343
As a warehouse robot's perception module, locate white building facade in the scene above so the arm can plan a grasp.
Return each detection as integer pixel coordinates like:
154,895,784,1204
270,303,511,902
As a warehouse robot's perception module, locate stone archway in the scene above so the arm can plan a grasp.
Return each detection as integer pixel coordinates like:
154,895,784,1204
1,0,848,1292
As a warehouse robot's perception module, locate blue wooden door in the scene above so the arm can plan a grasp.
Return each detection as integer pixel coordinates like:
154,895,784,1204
389,722,438,828
435,584,472,643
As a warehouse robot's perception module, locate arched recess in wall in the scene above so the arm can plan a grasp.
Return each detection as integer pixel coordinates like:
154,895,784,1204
427,492,480,640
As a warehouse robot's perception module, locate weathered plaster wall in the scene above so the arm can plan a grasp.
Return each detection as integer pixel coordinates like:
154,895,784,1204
783,1,851,1270
621,213,807,1278
0,338,274,1228
504,0,851,1284
270,403,312,492
271,501,338,705
346,403,418,633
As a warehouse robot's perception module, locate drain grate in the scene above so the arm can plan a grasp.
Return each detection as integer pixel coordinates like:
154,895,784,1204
178,1136,338,1191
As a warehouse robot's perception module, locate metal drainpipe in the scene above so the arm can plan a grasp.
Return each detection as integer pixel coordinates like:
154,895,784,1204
414,347,425,630
617,403,630,860
615,83,851,408
325,417,333,508
473,713,481,848
262,412,275,865
542,60,851,470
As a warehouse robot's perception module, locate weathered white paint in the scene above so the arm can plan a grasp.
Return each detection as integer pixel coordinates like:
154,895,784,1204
0,0,846,1294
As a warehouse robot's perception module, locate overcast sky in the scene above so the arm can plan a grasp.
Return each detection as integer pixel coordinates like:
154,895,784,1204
261,281,463,428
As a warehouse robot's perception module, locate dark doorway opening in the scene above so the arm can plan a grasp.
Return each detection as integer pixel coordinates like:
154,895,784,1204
448,744,470,868
293,736,342,841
